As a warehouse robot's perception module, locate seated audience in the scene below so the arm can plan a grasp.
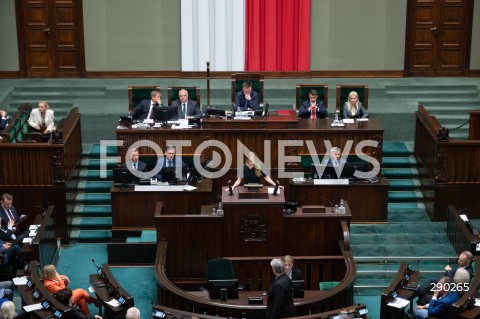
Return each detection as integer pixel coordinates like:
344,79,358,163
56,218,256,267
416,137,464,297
298,89,328,119
42,265,99,316
413,276,459,319
0,110,7,131
0,218,27,246
155,146,188,182
28,101,55,134
126,307,140,319
323,147,348,167
342,91,368,119
0,280,14,301
416,251,473,305
1,300,29,319
230,152,281,191
53,288,101,319
170,89,202,120
0,239,27,273
129,90,162,121
124,148,146,172
235,81,260,111
0,194,29,238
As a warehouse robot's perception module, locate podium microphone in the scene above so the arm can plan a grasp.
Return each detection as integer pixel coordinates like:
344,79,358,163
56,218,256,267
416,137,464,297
272,181,280,195
92,259,103,277
319,197,335,213
227,180,233,196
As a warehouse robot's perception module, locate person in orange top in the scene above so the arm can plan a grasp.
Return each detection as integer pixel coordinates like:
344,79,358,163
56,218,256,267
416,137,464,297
41,264,99,316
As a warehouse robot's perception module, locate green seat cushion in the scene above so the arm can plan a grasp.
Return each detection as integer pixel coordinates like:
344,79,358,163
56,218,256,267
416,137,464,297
319,281,340,290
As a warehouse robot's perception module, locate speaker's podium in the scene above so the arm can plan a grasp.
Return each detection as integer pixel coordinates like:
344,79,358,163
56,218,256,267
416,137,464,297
221,185,285,257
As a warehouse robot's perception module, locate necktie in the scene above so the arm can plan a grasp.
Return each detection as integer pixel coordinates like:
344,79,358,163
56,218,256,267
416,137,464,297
7,209,14,221
182,103,186,119
133,163,137,170
311,106,316,120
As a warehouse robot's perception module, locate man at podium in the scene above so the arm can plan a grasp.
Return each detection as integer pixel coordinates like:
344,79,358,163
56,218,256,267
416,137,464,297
230,152,280,191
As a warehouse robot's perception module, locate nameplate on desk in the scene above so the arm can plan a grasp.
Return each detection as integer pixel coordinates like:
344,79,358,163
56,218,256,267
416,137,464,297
134,185,185,192
313,179,349,185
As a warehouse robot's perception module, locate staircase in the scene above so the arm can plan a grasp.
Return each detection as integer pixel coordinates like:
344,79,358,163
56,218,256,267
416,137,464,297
385,85,480,139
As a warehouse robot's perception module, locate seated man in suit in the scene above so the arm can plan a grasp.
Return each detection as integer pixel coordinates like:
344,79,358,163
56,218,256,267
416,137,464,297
171,89,202,120
124,148,146,172
322,147,348,167
234,81,260,111
0,238,28,272
413,276,459,319
129,90,162,121
155,146,188,183
298,89,328,119
0,194,28,239
0,110,7,130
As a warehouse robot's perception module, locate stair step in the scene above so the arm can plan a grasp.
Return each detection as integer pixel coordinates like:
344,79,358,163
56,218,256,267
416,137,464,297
73,205,112,217
387,92,479,99
71,217,112,229
75,193,111,205
79,170,113,180
382,142,412,157
70,230,112,243
387,179,420,191
84,144,118,159
382,168,419,179
76,181,113,192
385,85,478,92
420,100,480,107
80,158,119,170
382,157,416,168
388,191,423,202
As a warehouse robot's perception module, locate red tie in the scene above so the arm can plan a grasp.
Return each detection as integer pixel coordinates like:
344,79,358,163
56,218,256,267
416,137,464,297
7,209,14,221
311,106,316,120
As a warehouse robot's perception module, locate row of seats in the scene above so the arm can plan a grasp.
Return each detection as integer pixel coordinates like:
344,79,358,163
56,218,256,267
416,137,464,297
0,103,44,143
128,73,368,114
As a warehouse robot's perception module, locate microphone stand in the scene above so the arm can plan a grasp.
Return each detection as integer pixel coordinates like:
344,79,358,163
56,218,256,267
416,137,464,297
206,61,210,109
319,197,335,213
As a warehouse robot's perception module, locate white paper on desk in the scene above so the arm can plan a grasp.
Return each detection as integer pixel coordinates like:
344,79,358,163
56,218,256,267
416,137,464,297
106,299,122,307
29,224,41,230
88,286,95,293
13,276,28,285
267,187,281,195
357,118,369,122
476,243,480,252
184,185,197,191
22,237,33,244
23,303,43,312
29,230,37,237
387,298,410,308
342,119,354,124
474,298,480,306
460,214,469,222
171,124,193,129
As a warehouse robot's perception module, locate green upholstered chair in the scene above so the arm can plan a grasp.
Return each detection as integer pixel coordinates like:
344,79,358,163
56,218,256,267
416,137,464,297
128,86,161,112
296,84,328,112
231,73,264,109
335,84,369,116
206,258,235,281
319,281,340,291
167,86,201,106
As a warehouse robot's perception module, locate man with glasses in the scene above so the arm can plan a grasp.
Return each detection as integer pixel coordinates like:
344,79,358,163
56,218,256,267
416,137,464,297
171,89,202,120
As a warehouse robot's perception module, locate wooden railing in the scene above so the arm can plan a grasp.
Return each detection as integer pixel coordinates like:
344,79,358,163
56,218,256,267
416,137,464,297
447,206,477,256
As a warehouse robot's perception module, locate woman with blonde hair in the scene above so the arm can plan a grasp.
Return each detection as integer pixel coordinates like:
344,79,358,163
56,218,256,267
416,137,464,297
42,264,99,316
1,301,28,319
342,91,368,119
28,100,55,134
230,152,280,191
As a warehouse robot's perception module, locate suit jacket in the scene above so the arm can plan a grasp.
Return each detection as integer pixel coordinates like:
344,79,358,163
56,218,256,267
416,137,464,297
235,90,260,111
427,291,460,319
298,100,328,119
342,102,368,119
171,99,202,120
130,99,160,121
265,272,296,319
155,156,188,181
0,205,19,228
28,108,55,131
0,118,6,130
124,160,147,172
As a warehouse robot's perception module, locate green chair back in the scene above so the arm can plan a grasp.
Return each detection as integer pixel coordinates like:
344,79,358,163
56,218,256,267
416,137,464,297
319,281,340,291
206,259,234,281
8,126,16,143
168,86,200,106
336,84,369,115
128,86,161,112
296,84,328,110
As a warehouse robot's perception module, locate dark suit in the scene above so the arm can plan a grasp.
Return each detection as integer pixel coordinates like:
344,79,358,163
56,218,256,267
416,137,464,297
235,90,260,111
155,156,188,181
0,205,19,228
124,160,147,172
0,118,7,130
342,102,368,119
0,227,26,246
265,273,296,319
130,99,160,121
171,99,202,119
298,100,328,119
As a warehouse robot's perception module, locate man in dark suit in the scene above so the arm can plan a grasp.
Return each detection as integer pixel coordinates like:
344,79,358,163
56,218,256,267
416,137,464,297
265,258,296,319
234,81,260,111
298,89,328,119
0,110,7,130
124,148,147,172
171,89,202,120
129,90,162,121
0,194,28,229
155,146,188,182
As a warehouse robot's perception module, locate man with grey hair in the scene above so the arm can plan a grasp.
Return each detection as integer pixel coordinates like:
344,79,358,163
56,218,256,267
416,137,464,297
265,258,296,319
323,146,347,167
126,306,140,319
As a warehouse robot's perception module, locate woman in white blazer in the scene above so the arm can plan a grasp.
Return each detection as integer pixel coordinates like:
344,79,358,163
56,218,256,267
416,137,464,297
28,100,55,134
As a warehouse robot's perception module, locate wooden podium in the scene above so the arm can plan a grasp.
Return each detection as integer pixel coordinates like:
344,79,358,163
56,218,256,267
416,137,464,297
221,187,285,257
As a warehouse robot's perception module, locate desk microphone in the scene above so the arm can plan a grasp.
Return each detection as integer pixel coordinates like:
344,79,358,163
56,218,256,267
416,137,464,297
227,180,233,196
92,259,103,277
272,181,280,195
319,197,335,213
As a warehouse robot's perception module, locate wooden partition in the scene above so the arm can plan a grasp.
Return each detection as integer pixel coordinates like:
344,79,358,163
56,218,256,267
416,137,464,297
447,206,478,256
415,105,480,220
0,107,82,243
469,111,480,140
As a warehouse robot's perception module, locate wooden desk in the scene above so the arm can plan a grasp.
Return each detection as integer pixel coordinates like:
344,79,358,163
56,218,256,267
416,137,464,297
288,177,388,222
111,179,213,237
116,116,384,169
202,111,298,129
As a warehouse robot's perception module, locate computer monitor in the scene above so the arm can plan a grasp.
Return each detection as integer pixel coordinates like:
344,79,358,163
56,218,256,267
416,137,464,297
311,162,370,179
113,167,139,186
311,163,339,179
292,280,305,298
153,106,178,123
186,168,202,185
160,166,177,184
207,279,239,299
340,161,370,179
206,108,226,118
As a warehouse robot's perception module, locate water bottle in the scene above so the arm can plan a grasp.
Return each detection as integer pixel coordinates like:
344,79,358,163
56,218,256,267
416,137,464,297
216,202,224,216
338,199,346,214
333,112,340,125
334,204,339,213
